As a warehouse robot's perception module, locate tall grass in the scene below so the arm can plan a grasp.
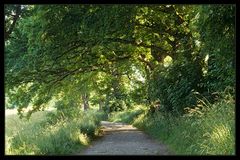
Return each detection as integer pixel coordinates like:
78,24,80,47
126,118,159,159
5,108,107,155
110,97,235,155
135,97,235,155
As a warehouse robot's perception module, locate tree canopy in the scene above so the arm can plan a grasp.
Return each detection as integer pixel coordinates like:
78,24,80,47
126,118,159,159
5,4,235,118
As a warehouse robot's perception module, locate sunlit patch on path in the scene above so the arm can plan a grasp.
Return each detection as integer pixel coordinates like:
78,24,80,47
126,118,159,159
77,121,171,155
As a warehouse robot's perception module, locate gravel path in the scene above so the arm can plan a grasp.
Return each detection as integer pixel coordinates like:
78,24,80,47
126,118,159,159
78,121,171,155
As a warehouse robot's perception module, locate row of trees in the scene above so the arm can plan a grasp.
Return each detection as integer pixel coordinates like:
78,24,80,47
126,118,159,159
5,4,235,117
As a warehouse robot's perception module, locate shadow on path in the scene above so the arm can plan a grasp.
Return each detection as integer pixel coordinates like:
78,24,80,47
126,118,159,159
77,121,172,155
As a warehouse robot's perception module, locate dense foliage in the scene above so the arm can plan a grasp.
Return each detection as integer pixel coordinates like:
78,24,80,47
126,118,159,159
5,4,235,117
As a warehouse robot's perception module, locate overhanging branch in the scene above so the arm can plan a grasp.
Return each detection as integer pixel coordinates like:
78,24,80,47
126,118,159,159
5,5,22,41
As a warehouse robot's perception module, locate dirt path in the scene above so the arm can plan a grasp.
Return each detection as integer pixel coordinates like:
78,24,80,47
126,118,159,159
77,121,172,155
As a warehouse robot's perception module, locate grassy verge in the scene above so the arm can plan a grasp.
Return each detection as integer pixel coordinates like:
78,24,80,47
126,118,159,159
110,98,235,155
5,108,107,155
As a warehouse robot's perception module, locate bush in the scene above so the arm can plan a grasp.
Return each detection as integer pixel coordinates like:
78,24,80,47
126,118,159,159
148,58,203,114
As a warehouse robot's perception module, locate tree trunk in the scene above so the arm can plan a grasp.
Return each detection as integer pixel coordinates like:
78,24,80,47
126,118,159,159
99,100,104,111
145,65,152,105
82,93,89,111
105,93,110,117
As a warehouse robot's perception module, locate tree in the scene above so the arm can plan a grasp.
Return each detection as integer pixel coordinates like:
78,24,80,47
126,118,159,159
196,5,235,100
5,4,235,117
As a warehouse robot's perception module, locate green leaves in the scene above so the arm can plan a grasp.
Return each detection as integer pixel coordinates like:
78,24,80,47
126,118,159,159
5,4,235,117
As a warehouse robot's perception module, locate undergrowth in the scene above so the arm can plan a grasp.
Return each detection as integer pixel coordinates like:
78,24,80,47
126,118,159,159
5,108,107,155
109,105,146,123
